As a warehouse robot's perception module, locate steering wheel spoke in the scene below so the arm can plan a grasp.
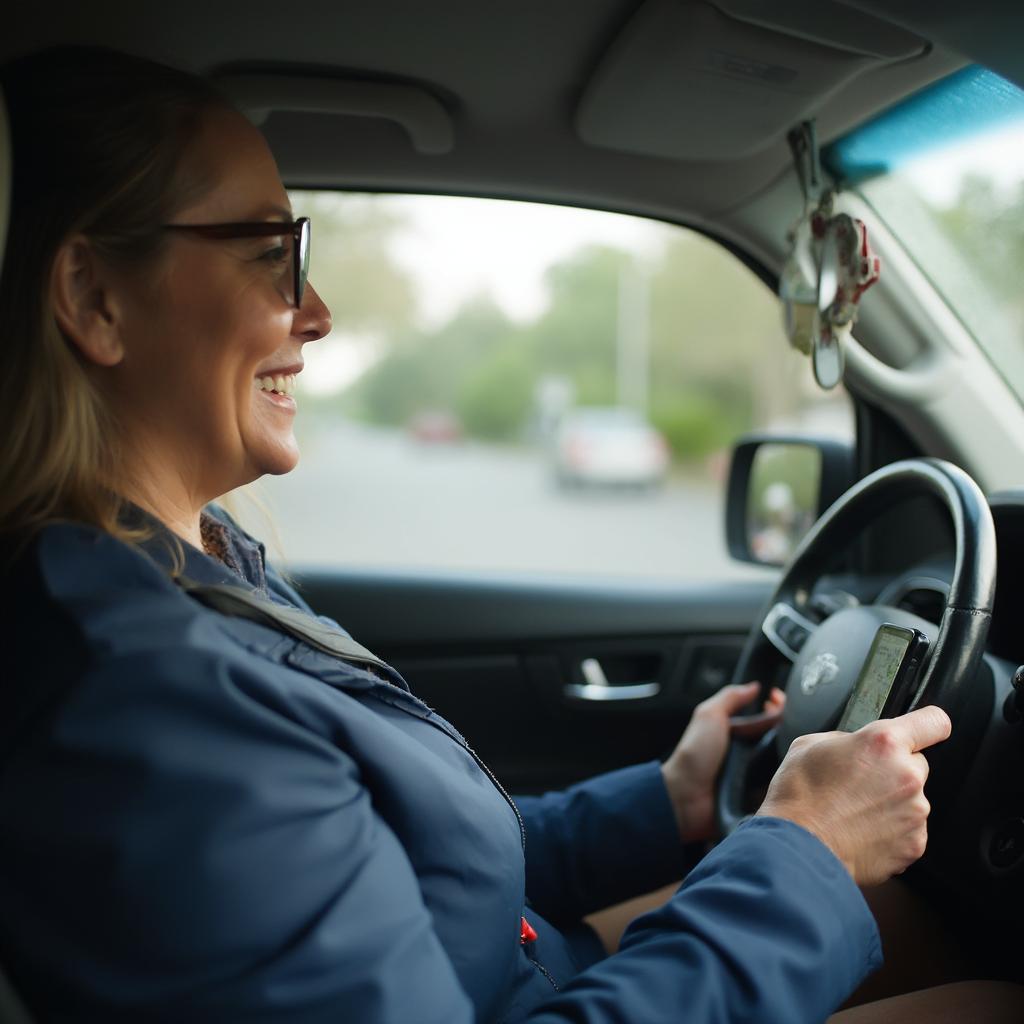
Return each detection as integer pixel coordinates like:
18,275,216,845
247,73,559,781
762,601,818,662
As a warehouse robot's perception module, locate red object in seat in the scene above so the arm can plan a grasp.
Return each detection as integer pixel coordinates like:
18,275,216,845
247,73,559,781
520,916,538,945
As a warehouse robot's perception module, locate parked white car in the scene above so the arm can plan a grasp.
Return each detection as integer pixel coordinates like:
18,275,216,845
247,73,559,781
553,406,669,489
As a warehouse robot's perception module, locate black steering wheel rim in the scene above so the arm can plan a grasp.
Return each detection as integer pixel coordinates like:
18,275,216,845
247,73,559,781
717,457,996,836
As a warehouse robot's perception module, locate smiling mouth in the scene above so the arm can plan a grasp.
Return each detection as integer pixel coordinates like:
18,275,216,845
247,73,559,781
255,373,297,397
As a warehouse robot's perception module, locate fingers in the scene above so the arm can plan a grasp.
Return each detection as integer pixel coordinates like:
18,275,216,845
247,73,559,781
729,689,785,738
730,707,783,738
703,680,760,716
887,705,952,753
701,682,784,738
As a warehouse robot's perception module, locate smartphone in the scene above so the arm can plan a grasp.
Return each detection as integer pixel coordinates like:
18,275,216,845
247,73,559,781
837,623,930,733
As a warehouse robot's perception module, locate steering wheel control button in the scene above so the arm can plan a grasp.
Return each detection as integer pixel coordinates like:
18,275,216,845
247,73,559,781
779,619,809,653
987,818,1024,872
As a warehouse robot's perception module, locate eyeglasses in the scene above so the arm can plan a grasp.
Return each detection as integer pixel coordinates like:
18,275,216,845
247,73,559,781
161,217,311,309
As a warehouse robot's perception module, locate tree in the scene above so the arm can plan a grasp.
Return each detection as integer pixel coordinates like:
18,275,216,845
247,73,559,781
353,295,521,428
934,175,1024,322
338,198,813,459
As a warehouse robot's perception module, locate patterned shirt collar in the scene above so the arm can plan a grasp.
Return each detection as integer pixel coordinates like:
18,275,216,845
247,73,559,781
125,502,270,594
198,509,269,593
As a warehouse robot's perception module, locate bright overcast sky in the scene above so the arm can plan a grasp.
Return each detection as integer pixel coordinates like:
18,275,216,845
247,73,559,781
303,196,667,394
386,194,665,327
901,121,1024,204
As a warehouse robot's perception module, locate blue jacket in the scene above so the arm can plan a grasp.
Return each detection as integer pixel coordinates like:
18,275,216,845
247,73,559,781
0,514,881,1022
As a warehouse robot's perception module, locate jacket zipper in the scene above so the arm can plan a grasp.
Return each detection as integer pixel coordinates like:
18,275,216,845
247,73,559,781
527,956,561,993
365,666,527,855
461,740,527,855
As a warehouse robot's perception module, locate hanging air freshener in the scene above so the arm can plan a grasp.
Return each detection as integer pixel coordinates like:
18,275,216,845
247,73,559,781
813,199,880,388
779,121,822,357
779,121,881,389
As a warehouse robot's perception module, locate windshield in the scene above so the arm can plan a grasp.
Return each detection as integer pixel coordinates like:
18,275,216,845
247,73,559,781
827,66,1024,398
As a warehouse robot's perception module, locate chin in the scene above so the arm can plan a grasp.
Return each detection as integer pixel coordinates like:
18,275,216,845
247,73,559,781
248,437,301,478
261,451,300,476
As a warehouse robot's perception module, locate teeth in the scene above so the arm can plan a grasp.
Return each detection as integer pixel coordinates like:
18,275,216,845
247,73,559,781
256,374,296,396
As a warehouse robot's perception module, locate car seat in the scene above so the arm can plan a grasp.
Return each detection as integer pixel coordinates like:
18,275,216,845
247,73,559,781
0,81,41,1024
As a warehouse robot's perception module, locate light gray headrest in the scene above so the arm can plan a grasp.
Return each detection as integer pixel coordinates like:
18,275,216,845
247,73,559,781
0,84,9,279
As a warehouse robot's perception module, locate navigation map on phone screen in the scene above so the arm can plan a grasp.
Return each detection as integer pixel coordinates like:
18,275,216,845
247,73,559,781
838,627,913,732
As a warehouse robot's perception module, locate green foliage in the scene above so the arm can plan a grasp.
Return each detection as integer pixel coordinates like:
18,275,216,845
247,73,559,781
532,245,621,379
354,341,437,426
933,175,1024,314
456,344,535,440
314,195,811,456
352,296,524,431
647,234,798,446
651,393,745,461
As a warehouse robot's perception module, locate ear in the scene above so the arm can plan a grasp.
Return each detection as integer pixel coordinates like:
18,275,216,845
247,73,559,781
50,236,126,367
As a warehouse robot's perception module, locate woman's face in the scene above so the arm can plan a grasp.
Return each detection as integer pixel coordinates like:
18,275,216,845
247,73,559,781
101,106,332,505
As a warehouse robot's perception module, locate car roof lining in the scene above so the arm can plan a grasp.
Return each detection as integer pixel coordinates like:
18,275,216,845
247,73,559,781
2,0,970,232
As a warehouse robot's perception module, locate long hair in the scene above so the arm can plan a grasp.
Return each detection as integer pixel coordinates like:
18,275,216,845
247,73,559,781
0,47,228,549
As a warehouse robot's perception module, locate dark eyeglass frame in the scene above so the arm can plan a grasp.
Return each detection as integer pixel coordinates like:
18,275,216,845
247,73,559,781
161,217,311,309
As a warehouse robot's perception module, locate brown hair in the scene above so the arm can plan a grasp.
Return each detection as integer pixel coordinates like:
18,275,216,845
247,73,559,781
0,46,229,546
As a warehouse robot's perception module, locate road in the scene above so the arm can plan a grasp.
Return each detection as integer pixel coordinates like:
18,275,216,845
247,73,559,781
258,420,774,582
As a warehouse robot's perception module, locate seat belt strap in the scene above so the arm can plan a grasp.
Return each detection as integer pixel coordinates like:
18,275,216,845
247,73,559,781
177,575,391,674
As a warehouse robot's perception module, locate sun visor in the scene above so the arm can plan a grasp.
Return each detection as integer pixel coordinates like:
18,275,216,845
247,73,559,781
576,0,928,161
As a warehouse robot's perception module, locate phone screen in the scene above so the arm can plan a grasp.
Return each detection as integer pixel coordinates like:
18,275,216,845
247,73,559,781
838,625,915,733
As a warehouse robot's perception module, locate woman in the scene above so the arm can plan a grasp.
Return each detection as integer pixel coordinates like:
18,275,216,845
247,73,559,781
0,46,1005,1023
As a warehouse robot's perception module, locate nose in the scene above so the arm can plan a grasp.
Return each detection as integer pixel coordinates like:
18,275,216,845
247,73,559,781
292,282,332,343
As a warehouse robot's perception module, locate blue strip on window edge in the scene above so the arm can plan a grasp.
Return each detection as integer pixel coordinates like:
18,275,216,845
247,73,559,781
824,65,1024,186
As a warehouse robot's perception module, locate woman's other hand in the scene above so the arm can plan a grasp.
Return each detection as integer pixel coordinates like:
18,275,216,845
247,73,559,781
661,681,785,844
757,705,952,886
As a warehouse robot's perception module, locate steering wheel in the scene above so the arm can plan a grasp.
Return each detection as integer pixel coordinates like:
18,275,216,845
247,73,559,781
717,457,996,835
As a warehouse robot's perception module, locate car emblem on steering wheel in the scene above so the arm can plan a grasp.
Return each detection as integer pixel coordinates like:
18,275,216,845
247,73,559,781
800,652,840,695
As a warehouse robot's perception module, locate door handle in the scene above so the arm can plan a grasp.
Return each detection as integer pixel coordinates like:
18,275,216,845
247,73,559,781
562,657,661,702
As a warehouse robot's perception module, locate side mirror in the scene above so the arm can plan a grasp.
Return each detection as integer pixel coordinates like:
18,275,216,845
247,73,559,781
725,435,854,567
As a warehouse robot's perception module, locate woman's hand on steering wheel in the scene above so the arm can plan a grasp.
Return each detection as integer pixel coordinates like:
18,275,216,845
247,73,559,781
661,682,785,844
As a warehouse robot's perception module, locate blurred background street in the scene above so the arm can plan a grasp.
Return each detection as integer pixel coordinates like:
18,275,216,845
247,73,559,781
261,419,771,581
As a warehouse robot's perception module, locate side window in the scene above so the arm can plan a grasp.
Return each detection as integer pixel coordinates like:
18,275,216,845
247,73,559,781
260,193,852,580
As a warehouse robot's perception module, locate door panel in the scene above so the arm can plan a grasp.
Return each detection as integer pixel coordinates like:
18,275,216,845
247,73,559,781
296,570,773,792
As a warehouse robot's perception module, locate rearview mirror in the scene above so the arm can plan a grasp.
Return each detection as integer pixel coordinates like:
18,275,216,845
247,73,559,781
725,435,854,567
